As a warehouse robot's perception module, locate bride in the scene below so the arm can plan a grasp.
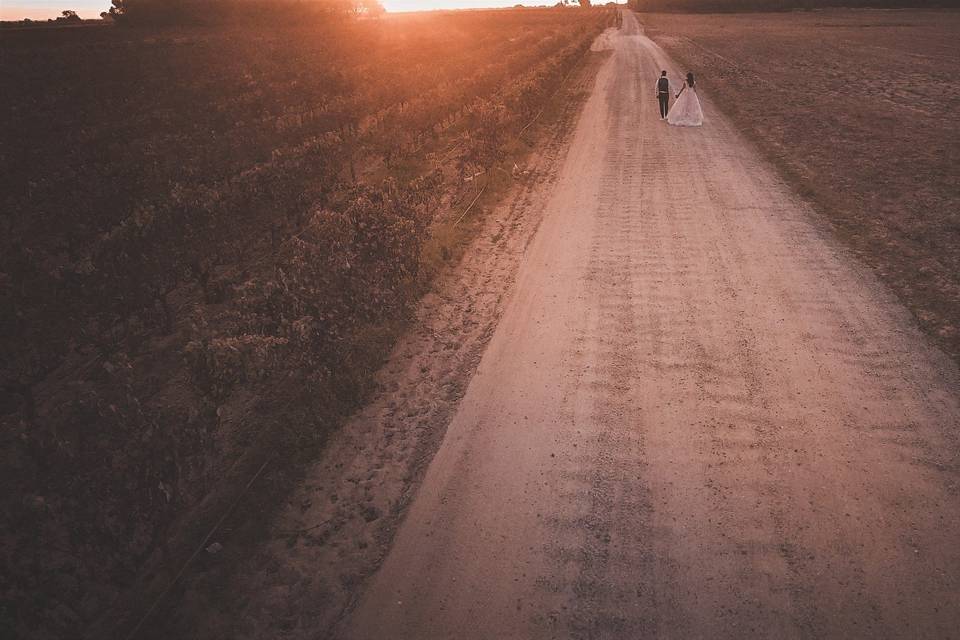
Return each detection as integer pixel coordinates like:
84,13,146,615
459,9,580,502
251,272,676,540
667,72,703,127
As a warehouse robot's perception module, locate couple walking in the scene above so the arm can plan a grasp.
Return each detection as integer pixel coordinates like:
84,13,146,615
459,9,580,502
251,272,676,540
656,70,703,127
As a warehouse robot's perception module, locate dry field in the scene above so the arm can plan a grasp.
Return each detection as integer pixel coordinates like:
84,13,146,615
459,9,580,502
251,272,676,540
0,8,617,638
639,8,960,361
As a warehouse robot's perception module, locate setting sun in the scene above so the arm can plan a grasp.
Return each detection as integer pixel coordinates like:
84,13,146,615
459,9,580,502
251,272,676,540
382,0,549,10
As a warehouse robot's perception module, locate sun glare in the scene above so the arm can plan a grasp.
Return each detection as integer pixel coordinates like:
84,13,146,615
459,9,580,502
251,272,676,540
381,0,544,10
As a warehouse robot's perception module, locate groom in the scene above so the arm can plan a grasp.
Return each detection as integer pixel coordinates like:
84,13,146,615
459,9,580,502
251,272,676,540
655,70,671,119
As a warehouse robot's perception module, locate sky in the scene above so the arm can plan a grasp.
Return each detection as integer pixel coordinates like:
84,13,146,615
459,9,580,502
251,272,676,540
0,0,549,20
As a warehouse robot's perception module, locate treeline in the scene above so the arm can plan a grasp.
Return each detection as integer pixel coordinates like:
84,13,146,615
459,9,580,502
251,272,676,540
106,0,384,26
629,0,960,11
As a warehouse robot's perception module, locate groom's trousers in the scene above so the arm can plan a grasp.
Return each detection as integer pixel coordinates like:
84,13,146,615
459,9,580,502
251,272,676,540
658,92,670,118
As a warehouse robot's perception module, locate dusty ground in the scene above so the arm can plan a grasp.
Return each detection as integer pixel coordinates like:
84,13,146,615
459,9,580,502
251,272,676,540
170,12,960,639
336,12,960,639
639,8,960,363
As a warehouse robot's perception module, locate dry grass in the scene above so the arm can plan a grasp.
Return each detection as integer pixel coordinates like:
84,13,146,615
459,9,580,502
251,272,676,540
640,8,960,361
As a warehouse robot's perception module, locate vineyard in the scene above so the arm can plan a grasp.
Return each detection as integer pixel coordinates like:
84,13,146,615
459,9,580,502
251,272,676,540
0,7,619,637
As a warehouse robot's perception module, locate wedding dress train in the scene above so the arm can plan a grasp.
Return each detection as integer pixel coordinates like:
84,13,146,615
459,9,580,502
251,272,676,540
667,81,703,127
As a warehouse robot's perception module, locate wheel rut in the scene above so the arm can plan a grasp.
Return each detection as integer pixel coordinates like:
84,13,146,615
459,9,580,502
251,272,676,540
333,11,960,640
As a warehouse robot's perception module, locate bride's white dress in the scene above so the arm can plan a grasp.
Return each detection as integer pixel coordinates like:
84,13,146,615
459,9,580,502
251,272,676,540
667,81,703,127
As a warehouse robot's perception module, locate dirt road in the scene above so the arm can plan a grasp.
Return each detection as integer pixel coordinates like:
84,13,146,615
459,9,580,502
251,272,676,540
331,12,960,639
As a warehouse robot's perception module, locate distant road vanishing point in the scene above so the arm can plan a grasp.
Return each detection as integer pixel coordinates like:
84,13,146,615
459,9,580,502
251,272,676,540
337,11,960,639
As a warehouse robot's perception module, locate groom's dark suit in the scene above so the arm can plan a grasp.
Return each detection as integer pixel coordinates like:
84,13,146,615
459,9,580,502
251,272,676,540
656,75,671,119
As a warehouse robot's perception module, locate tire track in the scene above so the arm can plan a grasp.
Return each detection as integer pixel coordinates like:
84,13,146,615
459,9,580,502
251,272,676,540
337,12,960,640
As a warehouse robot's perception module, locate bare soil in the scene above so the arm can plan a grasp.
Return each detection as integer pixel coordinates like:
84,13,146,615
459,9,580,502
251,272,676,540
337,12,960,638
639,8,960,363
